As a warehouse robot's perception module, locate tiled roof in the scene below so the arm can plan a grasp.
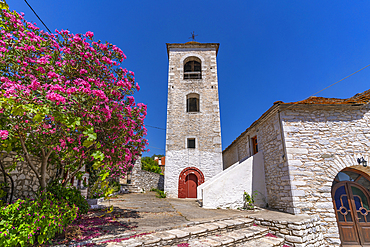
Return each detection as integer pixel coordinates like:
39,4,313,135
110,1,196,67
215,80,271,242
283,89,370,105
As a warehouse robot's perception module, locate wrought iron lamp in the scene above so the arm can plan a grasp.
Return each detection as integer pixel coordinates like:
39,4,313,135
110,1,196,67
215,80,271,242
357,157,368,167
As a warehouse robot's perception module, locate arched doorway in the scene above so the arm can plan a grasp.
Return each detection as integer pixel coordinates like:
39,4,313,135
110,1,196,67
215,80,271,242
332,168,370,246
178,167,204,198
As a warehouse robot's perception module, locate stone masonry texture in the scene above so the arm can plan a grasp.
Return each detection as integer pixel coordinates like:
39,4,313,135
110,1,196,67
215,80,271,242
222,103,370,246
0,151,56,200
130,157,164,192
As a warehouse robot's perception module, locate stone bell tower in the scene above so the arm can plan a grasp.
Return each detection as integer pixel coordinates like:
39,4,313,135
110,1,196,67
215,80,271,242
164,42,223,198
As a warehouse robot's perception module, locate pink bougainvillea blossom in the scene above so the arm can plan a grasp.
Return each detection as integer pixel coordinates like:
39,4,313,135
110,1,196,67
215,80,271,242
0,9,148,189
0,130,8,140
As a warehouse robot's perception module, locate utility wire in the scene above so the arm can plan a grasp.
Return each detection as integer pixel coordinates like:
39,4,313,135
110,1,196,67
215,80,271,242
24,0,51,33
146,125,165,130
305,63,370,99
148,146,164,150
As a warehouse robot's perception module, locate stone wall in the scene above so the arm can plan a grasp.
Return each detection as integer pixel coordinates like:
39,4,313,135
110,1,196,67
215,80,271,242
222,104,370,245
165,43,223,198
222,106,294,213
251,214,325,247
131,170,164,192
0,152,56,200
281,104,370,246
130,157,164,192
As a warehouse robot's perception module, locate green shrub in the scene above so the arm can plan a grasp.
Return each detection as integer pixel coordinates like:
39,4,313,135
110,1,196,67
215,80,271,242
150,188,167,198
89,179,120,199
0,191,78,246
46,181,90,214
243,190,258,210
141,157,162,174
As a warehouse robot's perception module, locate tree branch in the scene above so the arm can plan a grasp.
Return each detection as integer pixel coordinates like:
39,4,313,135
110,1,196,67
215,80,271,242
63,158,84,187
19,134,40,179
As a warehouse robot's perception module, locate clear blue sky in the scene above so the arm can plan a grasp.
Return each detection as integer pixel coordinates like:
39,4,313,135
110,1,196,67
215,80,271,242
9,1,370,157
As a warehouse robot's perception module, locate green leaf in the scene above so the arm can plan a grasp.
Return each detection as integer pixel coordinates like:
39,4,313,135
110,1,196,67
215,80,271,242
33,114,43,122
83,139,93,147
38,234,44,244
12,106,23,116
88,133,97,141
92,151,104,161
92,161,102,169
101,172,109,181
0,1,9,10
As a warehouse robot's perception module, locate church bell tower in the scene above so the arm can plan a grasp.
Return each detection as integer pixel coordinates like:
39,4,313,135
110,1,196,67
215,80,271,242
164,42,223,198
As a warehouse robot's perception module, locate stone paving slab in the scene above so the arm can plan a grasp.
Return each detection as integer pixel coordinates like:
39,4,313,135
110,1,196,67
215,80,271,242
209,221,228,231
181,225,208,235
233,228,256,239
136,234,161,245
166,229,190,238
222,219,245,227
187,238,223,246
235,217,254,225
207,234,235,245
224,230,247,242
261,236,285,246
238,239,272,247
151,231,176,241
248,225,268,234
198,223,219,231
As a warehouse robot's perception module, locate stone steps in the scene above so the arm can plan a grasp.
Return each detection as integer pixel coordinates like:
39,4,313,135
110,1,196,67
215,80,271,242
106,217,285,247
120,184,143,193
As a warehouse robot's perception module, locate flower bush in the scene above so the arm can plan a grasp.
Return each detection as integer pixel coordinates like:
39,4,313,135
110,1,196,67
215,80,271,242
46,180,90,214
0,191,78,246
0,9,148,191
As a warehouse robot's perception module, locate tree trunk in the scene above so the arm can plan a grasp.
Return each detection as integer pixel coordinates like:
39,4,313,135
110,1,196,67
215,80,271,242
0,159,9,203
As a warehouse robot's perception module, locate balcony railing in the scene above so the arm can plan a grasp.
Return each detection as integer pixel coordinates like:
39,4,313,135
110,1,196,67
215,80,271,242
184,72,202,79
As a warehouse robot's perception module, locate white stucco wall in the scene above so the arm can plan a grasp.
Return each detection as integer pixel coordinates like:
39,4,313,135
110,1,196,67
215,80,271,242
164,149,223,198
197,151,266,209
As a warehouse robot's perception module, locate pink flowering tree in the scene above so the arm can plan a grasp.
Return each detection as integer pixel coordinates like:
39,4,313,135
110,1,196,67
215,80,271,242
0,9,148,191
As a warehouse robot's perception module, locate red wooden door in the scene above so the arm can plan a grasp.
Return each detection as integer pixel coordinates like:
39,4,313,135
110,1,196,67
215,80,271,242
185,174,197,198
333,181,370,246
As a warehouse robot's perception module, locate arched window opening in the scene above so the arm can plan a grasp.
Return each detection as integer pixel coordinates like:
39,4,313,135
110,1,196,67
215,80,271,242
186,93,199,113
184,58,201,79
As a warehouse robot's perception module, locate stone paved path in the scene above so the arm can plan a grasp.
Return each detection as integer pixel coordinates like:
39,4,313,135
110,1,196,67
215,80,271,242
60,192,312,246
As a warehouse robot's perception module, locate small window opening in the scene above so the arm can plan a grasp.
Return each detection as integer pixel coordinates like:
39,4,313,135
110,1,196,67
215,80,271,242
184,60,201,79
186,93,199,112
252,136,258,155
187,138,195,149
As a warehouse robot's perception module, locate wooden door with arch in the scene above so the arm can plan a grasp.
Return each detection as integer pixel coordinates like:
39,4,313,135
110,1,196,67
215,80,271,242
332,169,370,246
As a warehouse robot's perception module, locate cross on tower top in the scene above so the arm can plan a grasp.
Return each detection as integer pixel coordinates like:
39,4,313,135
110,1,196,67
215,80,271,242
189,31,198,41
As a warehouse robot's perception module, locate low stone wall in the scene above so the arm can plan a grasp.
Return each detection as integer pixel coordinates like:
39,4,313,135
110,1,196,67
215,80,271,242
250,214,325,247
0,152,56,200
131,169,164,192
124,157,164,192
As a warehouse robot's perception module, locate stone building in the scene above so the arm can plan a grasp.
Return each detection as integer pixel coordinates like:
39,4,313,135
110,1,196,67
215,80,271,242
164,42,223,198
198,89,370,246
